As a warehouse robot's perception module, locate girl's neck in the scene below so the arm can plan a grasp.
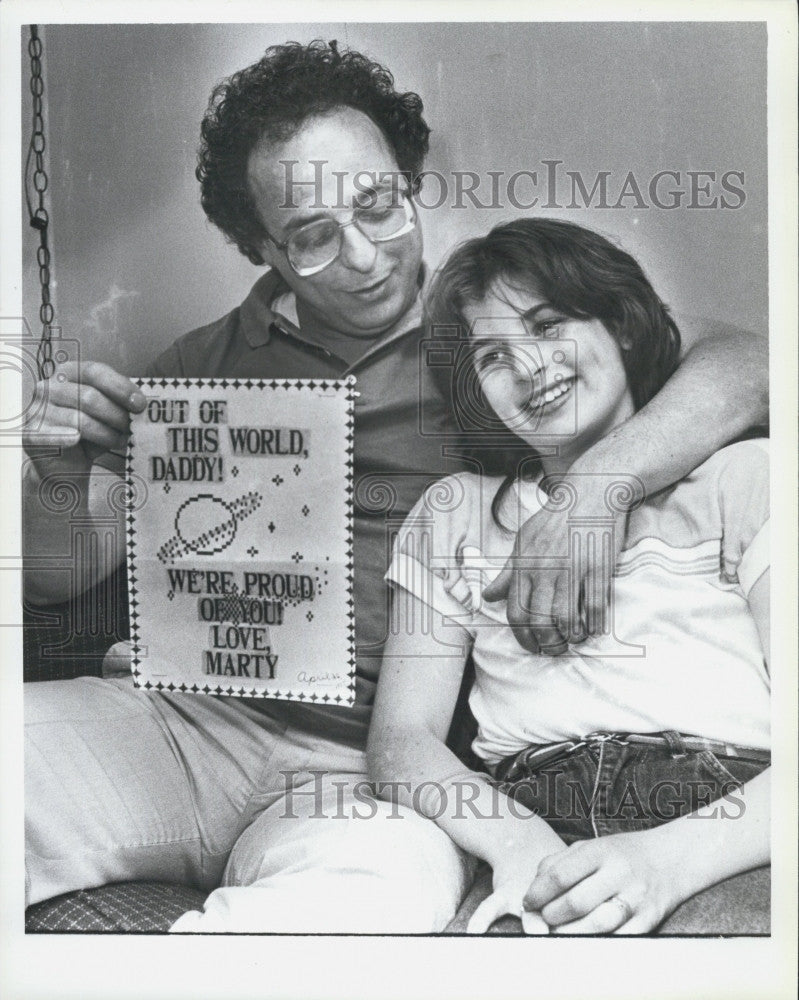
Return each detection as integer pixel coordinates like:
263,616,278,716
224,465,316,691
537,401,636,479
540,453,576,478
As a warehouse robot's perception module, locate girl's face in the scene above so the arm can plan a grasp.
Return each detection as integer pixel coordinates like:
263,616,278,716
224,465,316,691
463,279,635,468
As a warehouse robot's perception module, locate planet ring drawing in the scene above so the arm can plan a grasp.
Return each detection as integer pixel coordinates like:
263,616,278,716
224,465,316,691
157,490,263,563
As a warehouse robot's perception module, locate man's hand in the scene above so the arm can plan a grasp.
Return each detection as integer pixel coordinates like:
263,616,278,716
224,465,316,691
21,361,145,605
523,831,681,935
23,360,146,474
482,471,635,653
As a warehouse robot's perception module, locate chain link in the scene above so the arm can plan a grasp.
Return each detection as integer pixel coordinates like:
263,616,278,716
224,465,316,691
26,25,55,380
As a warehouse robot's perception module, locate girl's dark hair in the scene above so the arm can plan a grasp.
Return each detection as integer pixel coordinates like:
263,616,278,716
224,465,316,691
425,218,682,526
197,40,430,265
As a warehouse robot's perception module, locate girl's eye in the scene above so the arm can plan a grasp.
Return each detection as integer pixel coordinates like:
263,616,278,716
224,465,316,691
534,318,563,338
474,348,510,372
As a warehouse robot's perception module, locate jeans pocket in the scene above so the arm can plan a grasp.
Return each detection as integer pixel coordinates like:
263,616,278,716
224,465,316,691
498,751,598,842
696,750,767,790
598,747,762,836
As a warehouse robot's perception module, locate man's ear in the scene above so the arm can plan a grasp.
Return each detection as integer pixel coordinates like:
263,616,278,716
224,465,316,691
259,241,300,287
259,240,279,269
260,243,296,285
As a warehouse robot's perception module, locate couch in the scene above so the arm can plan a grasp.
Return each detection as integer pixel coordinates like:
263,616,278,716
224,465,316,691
23,583,769,935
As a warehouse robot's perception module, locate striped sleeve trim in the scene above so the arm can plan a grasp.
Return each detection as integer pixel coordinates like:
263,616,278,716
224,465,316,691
386,553,475,632
737,520,769,596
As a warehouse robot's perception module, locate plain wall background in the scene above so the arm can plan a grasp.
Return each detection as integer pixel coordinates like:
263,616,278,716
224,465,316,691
22,21,767,373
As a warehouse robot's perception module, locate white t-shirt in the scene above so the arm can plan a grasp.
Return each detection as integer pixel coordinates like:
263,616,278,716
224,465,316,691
386,440,770,766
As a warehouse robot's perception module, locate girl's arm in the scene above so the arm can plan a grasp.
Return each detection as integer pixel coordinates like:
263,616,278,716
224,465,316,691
522,770,770,934
523,569,771,933
368,592,566,932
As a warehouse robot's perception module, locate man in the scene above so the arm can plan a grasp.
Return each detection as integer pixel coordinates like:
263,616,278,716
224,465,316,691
23,41,768,932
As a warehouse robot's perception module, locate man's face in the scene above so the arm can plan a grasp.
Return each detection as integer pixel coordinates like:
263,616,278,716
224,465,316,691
247,107,424,339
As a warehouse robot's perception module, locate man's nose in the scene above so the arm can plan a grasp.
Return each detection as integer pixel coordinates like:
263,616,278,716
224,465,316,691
338,223,378,272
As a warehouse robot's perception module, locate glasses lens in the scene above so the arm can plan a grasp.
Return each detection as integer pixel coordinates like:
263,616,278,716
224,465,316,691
356,193,414,241
285,194,415,275
288,220,341,273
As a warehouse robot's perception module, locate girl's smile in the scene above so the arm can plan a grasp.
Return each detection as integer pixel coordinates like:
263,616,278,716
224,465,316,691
463,279,636,473
527,374,576,412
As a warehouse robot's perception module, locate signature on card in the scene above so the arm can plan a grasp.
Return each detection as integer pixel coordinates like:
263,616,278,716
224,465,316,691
297,670,343,686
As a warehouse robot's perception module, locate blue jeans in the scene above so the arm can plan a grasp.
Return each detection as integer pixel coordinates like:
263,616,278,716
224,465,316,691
496,732,768,843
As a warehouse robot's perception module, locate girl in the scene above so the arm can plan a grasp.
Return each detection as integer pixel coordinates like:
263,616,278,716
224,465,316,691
367,219,770,934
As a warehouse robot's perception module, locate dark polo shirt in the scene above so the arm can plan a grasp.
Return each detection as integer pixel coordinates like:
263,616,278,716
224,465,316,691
149,270,460,748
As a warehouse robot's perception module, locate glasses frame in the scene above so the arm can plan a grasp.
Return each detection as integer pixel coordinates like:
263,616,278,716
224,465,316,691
265,190,417,277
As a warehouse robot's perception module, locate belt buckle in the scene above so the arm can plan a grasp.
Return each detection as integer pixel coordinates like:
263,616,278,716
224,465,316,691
504,739,584,780
584,731,629,747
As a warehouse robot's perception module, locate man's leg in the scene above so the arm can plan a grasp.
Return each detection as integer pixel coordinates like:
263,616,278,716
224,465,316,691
25,676,291,906
171,738,477,934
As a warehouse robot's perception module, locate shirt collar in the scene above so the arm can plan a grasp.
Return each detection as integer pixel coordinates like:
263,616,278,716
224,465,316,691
239,270,294,348
272,290,300,329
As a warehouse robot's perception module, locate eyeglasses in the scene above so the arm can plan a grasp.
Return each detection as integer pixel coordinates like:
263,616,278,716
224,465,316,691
266,190,417,277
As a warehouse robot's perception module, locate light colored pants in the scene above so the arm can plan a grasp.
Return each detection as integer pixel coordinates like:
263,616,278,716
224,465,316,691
25,677,475,933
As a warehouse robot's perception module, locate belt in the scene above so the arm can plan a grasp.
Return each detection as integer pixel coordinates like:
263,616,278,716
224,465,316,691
496,731,771,783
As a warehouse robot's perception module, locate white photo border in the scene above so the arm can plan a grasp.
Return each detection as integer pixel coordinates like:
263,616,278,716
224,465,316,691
1,3,796,999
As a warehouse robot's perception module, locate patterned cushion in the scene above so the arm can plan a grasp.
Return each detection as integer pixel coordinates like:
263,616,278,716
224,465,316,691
26,864,770,934
25,882,206,933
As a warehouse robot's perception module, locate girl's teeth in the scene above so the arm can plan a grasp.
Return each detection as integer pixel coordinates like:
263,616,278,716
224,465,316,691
542,381,570,404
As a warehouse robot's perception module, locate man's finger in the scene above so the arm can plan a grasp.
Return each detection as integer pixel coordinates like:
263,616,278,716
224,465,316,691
55,361,146,412
22,403,81,450
509,574,568,655
569,566,588,643
567,526,594,641
573,586,590,643
582,563,610,635
515,570,554,628
581,522,621,635
46,377,134,434
534,626,568,656
504,570,541,654
540,570,572,652
76,411,130,453
482,564,513,603
549,570,570,633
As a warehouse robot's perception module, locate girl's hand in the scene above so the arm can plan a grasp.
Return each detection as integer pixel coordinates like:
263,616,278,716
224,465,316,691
467,850,556,935
523,830,682,934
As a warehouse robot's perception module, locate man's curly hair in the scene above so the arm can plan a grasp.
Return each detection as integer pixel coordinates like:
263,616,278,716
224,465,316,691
196,40,431,266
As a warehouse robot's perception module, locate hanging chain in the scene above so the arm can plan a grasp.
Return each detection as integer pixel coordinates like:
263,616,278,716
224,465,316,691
25,25,55,380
